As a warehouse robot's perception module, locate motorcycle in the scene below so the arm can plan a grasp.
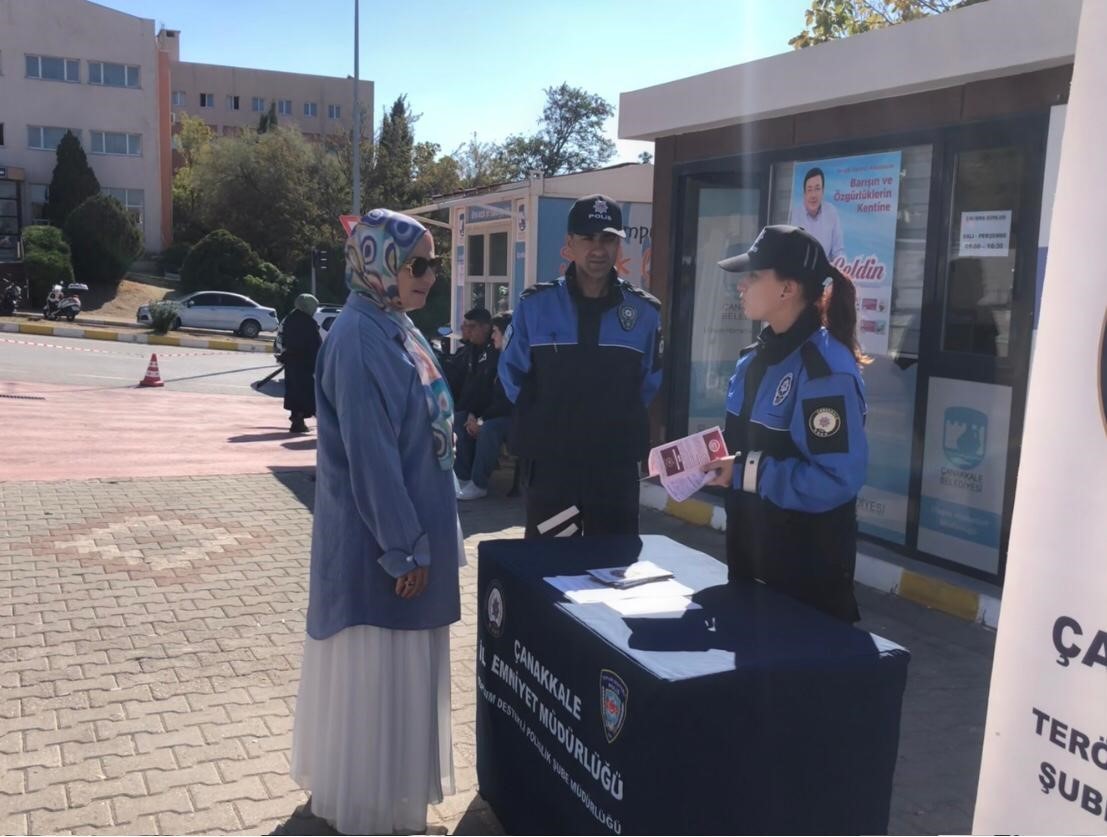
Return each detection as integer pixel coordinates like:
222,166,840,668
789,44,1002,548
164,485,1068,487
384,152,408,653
0,279,20,316
42,282,88,322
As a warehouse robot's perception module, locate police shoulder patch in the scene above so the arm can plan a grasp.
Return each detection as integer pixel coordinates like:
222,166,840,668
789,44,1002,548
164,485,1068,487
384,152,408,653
772,373,794,407
621,282,661,310
518,280,561,302
802,394,849,454
617,303,638,331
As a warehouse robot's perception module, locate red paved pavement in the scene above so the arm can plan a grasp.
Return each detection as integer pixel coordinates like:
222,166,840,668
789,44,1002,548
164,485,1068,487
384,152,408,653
0,381,314,482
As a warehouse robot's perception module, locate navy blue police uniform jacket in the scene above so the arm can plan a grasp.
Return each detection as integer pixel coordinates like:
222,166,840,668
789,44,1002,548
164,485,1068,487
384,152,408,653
723,307,868,621
499,266,662,465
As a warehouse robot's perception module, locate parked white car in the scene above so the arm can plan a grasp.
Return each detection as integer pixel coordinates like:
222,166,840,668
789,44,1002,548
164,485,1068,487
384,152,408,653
137,291,279,338
314,304,342,335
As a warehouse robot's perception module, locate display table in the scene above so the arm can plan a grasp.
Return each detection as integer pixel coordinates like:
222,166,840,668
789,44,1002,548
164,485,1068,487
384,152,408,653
475,535,909,835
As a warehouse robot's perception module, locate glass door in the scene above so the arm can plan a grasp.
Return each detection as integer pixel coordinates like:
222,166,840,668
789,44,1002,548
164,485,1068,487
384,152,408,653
915,118,1046,581
668,169,764,436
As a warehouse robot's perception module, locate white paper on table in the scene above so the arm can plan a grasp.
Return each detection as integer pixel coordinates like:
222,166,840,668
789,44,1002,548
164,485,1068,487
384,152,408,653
604,597,702,617
544,574,606,596
564,579,694,604
647,426,729,502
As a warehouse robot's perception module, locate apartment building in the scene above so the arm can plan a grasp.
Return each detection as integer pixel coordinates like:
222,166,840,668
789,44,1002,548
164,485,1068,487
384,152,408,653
0,0,167,251
0,0,373,254
160,30,373,144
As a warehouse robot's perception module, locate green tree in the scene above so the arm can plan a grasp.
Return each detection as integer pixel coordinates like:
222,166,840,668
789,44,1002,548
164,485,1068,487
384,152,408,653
171,115,214,243
22,225,75,306
64,195,142,287
364,95,418,211
790,0,988,48
257,101,278,134
451,133,514,189
638,151,654,165
45,131,101,228
189,126,348,270
180,229,262,293
499,84,616,179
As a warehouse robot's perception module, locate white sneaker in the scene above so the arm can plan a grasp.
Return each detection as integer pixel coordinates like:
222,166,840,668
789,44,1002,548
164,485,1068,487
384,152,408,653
457,483,488,501
455,479,470,498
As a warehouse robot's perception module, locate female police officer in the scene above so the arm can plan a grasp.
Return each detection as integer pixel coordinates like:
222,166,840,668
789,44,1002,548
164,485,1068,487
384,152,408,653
703,225,868,622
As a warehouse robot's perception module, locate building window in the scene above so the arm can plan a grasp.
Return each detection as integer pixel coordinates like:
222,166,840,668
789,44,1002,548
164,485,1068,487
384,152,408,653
172,90,186,106
102,187,144,228
27,126,77,151
25,54,80,82
251,97,266,112
90,131,142,156
88,61,139,88
0,123,4,146
226,95,240,111
304,102,318,117
327,104,341,119
466,230,510,313
200,92,214,108
277,99,292,116
31,184,50,222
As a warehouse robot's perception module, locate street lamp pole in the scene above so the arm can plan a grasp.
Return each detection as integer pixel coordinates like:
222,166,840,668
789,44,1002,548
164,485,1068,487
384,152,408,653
351,0,361,216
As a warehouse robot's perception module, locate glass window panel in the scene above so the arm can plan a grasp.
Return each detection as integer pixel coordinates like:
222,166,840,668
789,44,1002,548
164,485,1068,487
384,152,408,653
40,56,65,80
0,182,18,199
66,59,79,81
101,62,125,86
489,232,508,276
941,146,1024,358
105,132,128,154
126,65,139,87
26,55,37,77
494,283,510,313
469,282,487,311
467,234,485,277
685,183,761,433
127,134,141,155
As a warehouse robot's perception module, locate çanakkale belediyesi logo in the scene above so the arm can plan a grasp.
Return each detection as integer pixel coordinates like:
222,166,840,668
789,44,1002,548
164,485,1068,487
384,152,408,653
943,406,987,470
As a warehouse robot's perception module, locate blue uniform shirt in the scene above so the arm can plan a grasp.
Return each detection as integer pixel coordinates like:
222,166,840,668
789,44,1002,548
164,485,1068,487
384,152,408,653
306,291,461,640
725,317,868,514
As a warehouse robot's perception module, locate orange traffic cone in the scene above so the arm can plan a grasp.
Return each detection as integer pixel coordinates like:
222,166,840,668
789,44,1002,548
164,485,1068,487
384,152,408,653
138,353,164,388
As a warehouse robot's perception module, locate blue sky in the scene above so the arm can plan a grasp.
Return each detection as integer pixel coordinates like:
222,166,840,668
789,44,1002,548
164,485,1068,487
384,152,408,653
100,0,813,163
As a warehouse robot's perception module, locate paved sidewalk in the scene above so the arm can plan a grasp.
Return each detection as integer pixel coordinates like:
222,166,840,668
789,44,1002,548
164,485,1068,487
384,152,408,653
0,468,994,835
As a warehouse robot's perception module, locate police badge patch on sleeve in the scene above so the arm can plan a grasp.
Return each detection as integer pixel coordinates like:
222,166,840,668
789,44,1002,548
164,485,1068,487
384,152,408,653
803,395,849,454
618,303,638,331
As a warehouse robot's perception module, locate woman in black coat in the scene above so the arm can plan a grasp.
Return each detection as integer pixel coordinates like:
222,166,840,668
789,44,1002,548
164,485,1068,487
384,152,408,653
280,294,323,433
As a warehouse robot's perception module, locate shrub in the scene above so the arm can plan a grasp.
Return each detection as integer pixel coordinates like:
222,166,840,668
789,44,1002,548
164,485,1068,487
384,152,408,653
242,264,296,314
158,241,193,275
22,226,75,306
64,195,142,287
179,229,261,293
148,300,180,335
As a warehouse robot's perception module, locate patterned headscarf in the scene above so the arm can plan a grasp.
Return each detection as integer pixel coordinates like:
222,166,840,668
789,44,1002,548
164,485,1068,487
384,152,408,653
345,209,454,470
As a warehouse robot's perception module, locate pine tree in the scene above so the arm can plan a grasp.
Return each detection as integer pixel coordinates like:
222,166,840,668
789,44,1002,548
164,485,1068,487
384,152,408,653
45,131,101,228
258,101,278,134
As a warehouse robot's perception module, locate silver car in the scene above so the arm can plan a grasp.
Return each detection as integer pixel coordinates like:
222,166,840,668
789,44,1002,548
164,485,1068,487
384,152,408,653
137,291,279,338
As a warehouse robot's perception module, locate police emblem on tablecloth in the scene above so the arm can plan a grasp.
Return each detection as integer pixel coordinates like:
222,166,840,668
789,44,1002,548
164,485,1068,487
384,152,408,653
772,373,794,406
618,304,638,332
600,669,628,743
485,581,505,638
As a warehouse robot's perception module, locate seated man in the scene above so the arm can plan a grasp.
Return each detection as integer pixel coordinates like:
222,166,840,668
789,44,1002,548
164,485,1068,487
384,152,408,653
456,312,513,500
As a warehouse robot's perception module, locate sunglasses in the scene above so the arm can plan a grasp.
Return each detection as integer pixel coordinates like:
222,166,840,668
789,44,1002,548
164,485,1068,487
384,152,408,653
403,256,442,279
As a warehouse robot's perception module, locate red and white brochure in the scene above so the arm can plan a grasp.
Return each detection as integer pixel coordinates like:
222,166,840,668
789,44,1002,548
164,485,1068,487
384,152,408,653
647,426,728,502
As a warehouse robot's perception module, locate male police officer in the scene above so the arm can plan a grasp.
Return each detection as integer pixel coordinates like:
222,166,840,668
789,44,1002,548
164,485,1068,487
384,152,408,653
499,194,662,537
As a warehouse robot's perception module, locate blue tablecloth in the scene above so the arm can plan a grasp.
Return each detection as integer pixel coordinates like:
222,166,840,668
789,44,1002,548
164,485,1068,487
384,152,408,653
475,535,910,835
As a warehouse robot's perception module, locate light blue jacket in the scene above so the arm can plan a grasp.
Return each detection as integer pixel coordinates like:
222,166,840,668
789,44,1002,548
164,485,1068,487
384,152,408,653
306,291,461,639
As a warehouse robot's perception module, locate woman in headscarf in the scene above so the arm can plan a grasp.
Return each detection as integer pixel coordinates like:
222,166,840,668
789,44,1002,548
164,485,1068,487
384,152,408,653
290,209,462,835
279,293,322,433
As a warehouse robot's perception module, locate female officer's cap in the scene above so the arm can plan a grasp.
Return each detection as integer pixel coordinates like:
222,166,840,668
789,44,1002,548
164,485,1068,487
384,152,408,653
718,225,832,286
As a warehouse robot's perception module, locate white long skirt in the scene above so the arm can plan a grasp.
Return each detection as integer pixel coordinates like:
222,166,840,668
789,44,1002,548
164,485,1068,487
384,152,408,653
291,624,454,835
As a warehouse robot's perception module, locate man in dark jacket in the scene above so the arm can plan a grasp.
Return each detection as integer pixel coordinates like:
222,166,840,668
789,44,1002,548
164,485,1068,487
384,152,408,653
443,307,492,401
499,196,662,536
456,312,513,500
279,294,322,433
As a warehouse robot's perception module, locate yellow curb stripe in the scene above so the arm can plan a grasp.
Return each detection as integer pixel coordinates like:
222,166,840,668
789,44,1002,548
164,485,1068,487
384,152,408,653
206,339,239,352
899,571,980,621
664,496,715,527
147,335,181,347
80,329,120,342
19,323,54,335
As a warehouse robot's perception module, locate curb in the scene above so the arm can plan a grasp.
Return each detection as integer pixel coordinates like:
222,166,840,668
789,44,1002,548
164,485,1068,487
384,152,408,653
0,320,270,353
640,482,1002,628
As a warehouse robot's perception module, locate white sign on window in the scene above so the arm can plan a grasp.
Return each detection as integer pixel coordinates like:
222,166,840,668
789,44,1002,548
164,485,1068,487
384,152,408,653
959,211,1011,257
